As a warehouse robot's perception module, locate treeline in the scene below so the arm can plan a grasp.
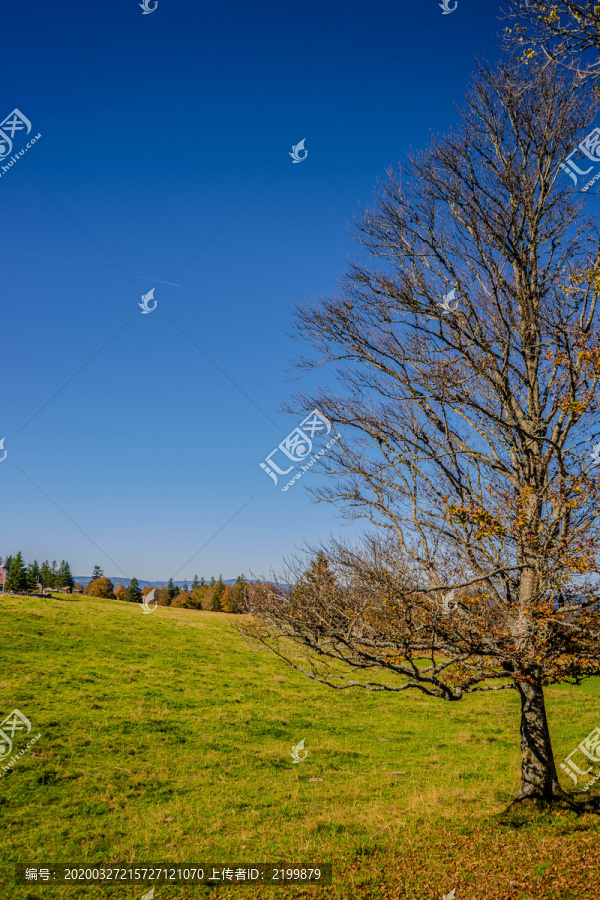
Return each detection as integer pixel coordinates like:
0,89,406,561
0,553,75,592
82,568,247,613
1,556,247,614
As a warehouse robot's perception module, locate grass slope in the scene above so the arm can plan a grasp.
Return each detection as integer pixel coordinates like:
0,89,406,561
1,593,599,899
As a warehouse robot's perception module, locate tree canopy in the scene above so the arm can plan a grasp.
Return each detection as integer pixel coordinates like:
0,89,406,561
245,58,600,806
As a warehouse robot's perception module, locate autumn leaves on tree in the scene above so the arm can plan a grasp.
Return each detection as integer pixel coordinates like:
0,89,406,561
505,1,600,84
244,57,600,806
109,574,246,612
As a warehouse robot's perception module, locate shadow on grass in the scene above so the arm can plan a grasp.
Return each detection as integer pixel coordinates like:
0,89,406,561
495,792,600,829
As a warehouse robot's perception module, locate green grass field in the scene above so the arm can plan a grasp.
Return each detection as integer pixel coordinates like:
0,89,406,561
1,593,599,900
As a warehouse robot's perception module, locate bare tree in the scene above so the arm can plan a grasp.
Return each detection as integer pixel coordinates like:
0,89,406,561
244,60,600,807
503,1,600,81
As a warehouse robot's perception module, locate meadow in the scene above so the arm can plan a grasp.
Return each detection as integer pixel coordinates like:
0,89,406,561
1,592,599,900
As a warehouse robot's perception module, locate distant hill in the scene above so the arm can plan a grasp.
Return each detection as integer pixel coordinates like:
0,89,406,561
74,576,241,589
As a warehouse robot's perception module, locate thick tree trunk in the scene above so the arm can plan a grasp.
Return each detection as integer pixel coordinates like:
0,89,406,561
514,678,566,804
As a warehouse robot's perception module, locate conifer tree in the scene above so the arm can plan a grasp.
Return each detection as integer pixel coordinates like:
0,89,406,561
54,560,69,589
54,562,65,589
91,565,104,581
210,576,225,611
39,561,53,590
26,565,35,592
27,560,40,590
125,577,143,604
6,553,28,593
56,560,74,589
229,575,246,613
192,574,200,590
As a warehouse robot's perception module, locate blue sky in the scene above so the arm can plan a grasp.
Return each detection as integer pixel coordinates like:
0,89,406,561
1,0,505,582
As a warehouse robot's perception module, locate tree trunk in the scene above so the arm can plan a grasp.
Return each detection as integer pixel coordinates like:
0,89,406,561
514,678,567,804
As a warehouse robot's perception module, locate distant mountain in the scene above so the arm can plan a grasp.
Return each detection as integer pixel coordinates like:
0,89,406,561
74,576,241,589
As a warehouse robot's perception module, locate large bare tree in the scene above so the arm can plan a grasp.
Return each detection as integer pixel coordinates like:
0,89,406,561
245,60,600,807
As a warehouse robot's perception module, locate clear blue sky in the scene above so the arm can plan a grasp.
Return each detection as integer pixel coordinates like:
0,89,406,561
1,0,504,583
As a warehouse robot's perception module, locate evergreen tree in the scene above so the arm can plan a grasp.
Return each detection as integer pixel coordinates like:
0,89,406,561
200,577,206,587
54,560,72,589
39,561,53,590
229,575,246,613
167,578,177,600
56,560,74,589
91,565,104,581
210,576,225,611
4,555,13,575
192,574,200,590
27,560,40,591
54,562,65,589
209,576,215,587
125,577,143,604
6,552,28,593
182,580,188,593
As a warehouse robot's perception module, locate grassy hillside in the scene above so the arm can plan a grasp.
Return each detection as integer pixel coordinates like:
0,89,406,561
1,593,599,899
